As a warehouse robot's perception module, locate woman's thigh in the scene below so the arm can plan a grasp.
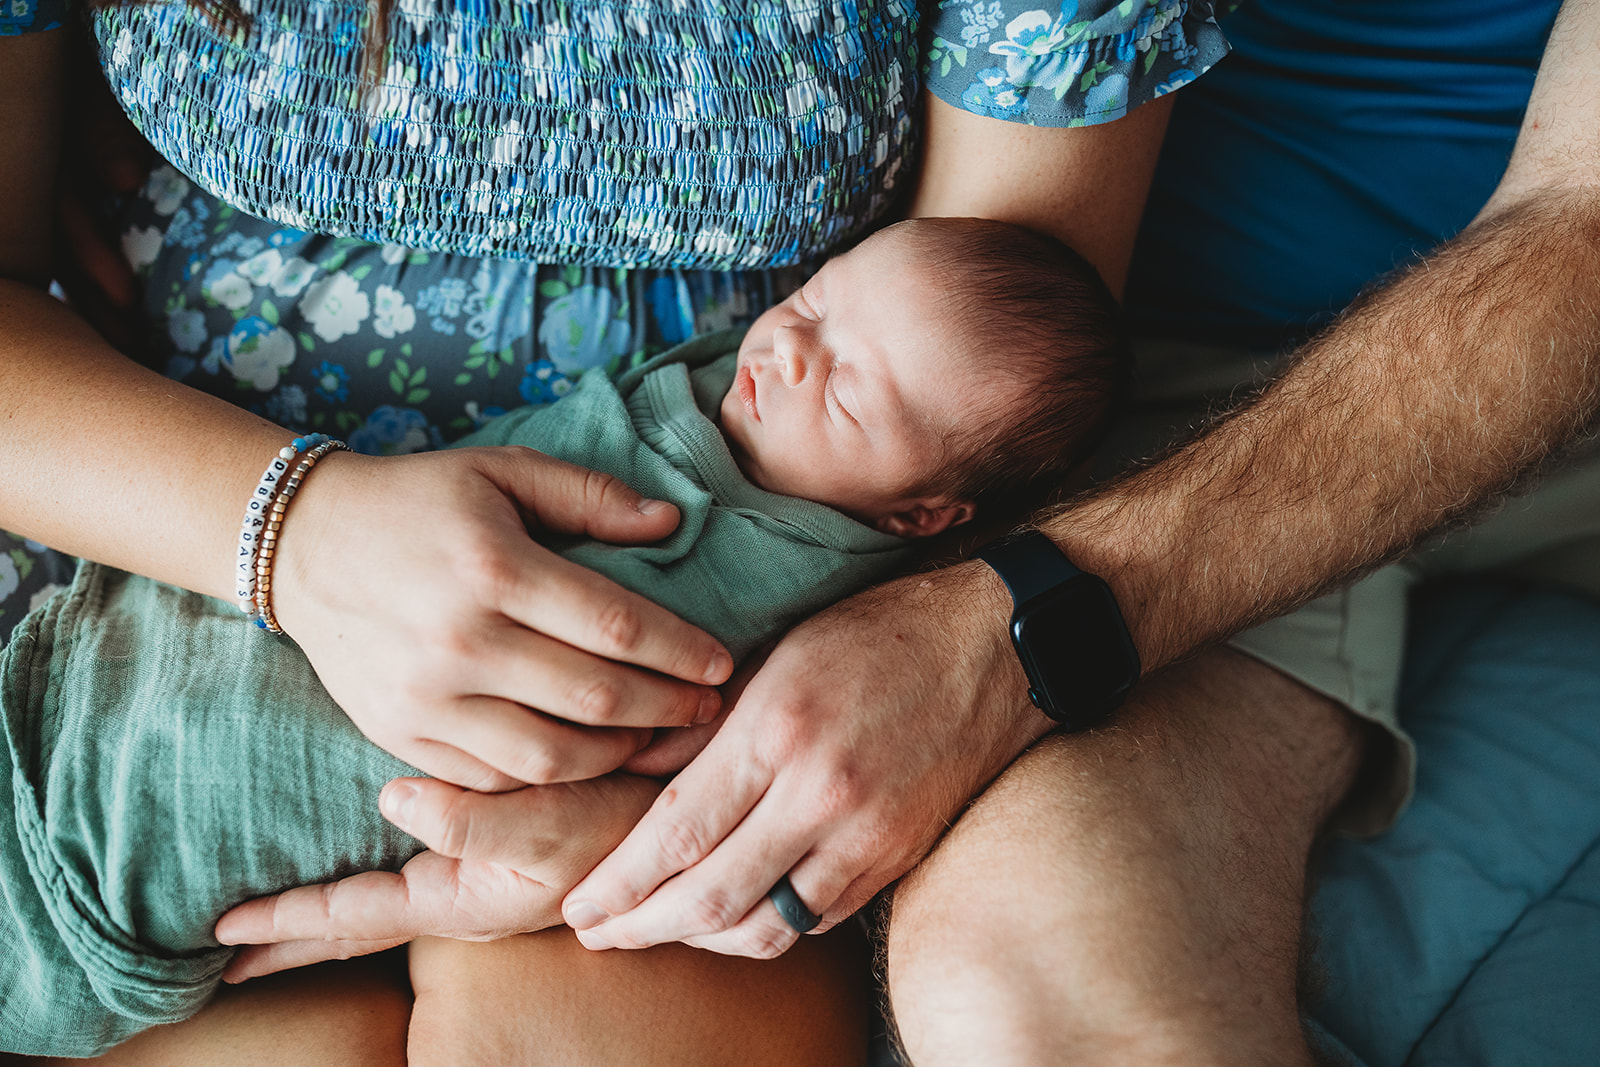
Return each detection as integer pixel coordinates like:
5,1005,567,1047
15,954,411,1067
408,927,871,1066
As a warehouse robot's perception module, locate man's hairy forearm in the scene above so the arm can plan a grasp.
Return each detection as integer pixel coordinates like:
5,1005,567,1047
1042,188,1600,671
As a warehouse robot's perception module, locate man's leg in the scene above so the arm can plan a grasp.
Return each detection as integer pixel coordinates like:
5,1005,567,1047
887,647,1370,1066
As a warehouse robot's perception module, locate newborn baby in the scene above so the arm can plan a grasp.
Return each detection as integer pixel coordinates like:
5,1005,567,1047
0,217,1127,1055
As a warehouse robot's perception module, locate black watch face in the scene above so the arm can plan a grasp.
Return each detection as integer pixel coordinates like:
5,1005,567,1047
1013,578,1139,727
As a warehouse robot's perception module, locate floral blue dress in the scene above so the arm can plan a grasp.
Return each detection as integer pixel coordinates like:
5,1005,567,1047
0,0,1231,638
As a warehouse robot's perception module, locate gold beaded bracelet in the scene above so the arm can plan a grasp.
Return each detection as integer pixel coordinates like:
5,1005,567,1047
252,439,349,634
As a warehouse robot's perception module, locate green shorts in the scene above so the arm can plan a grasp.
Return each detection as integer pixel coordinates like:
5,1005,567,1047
1121,340,1600,835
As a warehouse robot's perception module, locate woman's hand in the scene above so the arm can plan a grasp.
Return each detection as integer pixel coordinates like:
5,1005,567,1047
270,446,733,791
215,773,663,980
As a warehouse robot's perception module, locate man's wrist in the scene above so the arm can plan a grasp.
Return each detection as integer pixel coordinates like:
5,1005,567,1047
974,531,1141,729
942,558,1061,740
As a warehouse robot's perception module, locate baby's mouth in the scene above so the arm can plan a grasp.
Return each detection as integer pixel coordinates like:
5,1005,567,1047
736,363,760,421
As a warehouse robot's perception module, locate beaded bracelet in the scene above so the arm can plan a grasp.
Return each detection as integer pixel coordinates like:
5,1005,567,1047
234,434,332,616
235,434,328,615
233,434,345,623
253,439,349,633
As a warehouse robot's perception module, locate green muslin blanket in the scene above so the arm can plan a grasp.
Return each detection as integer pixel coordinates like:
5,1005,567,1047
0,332,908,1055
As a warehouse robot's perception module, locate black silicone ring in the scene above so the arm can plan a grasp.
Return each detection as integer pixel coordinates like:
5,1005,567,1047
768,875,821,933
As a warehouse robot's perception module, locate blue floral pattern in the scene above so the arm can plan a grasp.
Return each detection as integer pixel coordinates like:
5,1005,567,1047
94,0,921,270
114,165,793,454
0,0,62,35
2,0,1239,645
924,0,1235,126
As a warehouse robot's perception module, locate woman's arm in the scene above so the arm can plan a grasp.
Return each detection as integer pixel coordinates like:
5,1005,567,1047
0,33,728,790
911,92,1173,297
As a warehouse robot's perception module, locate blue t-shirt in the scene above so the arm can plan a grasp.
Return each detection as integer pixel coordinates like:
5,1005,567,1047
1125,0,1563,350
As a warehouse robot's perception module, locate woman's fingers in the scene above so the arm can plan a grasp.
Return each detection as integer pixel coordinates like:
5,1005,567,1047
472,622,721,731
384,776,658,876
414,698,650,786
499,539,733,688
475,448,734,687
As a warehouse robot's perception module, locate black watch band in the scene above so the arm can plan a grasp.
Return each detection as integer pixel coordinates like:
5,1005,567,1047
976,530,1141,731
975,529,1089,605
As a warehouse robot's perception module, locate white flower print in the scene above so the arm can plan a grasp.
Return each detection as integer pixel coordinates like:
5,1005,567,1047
298,271,371,342
236,249,284,286
372,285,417,339
205,271,254,311
224,316,297,391
271,257,317,299
397,0,431,33
111,27,132,69
380,243,409,265
28,582,64,614
121,226,163,272
168,307,208,353
143,165,191,216
0,553,18,603
490,120,526,167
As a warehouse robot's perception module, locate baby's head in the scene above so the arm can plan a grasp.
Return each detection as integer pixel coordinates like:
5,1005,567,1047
718,217,1126,536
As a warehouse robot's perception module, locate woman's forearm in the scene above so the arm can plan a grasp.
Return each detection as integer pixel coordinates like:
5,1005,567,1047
1042,186,1600,671
0,279,294,601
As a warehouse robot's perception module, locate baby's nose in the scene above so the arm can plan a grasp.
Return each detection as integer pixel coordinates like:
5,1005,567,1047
774,327,807,386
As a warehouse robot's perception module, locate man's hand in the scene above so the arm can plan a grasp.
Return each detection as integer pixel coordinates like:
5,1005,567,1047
215,773,661,980
272,446,733,791
551,561,1056,957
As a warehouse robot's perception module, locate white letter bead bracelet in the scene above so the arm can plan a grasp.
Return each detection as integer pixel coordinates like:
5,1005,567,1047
234,434,348,633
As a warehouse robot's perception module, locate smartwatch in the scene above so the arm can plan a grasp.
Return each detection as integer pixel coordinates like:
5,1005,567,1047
974,530,1141,731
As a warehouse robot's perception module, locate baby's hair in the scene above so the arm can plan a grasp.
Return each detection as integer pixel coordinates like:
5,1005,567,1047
886,217,1130,518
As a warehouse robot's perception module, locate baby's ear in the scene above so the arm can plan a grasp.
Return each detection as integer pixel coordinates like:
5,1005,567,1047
875,499,976,538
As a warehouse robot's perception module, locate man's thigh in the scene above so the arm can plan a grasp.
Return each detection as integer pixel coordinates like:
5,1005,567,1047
886,648,1370,1066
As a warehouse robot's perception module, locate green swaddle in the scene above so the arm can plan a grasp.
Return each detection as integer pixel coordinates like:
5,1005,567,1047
0,332,909,1056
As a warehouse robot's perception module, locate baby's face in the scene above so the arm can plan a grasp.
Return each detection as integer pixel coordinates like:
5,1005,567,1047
719,227,1003,533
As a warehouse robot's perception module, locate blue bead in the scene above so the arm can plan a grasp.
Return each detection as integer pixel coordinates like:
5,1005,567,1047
255,617,268,629
292,437,307,451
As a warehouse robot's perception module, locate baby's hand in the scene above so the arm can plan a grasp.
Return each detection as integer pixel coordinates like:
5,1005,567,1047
269,446,731,790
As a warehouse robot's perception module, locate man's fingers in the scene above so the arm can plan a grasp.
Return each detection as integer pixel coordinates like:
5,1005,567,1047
562,747,772,930
571,790,837,951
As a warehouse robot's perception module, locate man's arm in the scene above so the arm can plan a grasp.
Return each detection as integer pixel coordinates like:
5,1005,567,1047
1050,0,1600,672
551,0,1600,956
